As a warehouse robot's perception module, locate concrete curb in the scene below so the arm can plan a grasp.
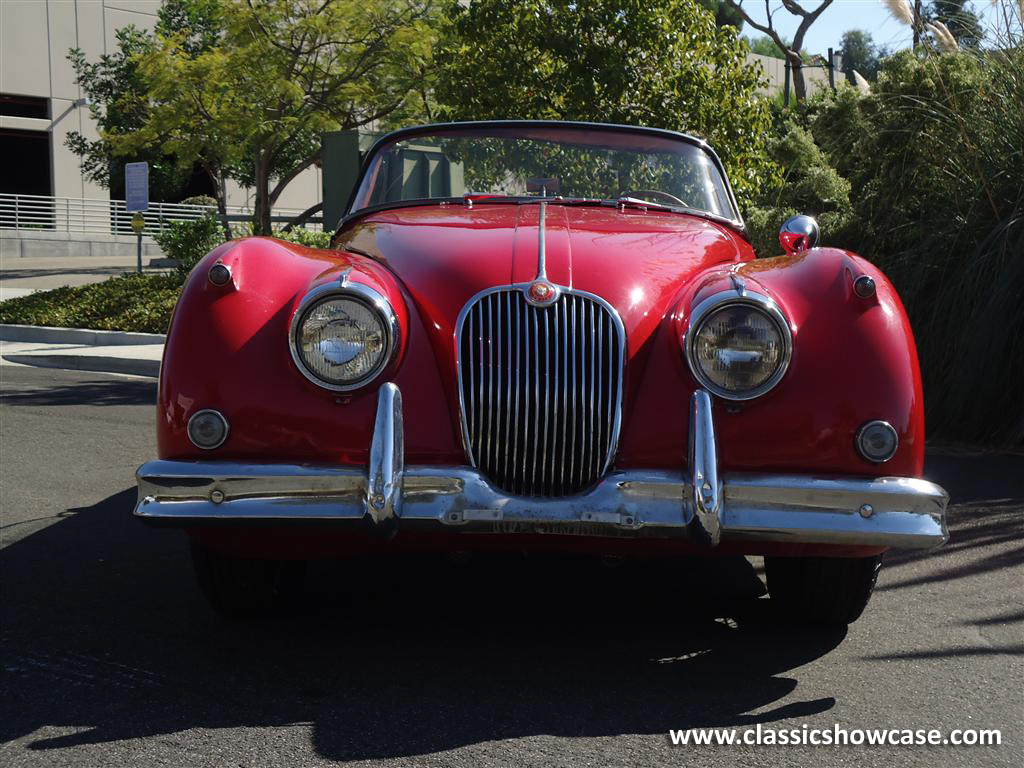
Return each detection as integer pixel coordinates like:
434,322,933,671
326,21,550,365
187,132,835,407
2,352,161,378
0,323,165,346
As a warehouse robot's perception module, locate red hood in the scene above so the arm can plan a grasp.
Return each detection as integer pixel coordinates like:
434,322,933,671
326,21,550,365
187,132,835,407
336,203,746,353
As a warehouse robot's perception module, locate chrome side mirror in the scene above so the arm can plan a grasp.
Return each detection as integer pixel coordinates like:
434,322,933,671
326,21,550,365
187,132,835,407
779,215,820,255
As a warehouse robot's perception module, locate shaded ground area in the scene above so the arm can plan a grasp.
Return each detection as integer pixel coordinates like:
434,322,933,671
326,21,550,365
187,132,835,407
0,365,1021,767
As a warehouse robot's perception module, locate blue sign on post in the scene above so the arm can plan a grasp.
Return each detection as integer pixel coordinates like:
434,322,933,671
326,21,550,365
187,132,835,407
125,161,149,212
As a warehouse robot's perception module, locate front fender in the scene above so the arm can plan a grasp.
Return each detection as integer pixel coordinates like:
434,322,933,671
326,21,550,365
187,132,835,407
618,248,925,478
157,237,460,464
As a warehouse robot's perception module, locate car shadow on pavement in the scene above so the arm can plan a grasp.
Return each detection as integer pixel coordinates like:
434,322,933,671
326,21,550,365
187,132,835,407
0,487,844,762
0,377,157,407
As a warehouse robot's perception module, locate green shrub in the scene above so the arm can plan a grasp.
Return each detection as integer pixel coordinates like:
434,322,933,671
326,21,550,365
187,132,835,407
272,228,332,249
761,42,1024,445
744,121,855,257
0,273,185,334
179,195,218,209
154,214,225,274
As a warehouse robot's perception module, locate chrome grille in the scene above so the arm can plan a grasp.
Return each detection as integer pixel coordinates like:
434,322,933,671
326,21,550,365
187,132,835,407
457,287,624,497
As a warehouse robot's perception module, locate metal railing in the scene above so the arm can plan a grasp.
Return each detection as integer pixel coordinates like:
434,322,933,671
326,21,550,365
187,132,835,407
0,193,321,235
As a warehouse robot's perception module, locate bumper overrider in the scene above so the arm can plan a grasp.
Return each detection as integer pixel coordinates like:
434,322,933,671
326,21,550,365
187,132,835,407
134,385,949,549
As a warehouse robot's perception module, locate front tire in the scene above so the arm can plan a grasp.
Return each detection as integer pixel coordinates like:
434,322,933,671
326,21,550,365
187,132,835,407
190,541,306,618
765,554,882,625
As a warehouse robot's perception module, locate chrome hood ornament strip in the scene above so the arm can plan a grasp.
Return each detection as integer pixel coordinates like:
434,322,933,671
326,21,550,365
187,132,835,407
526,201,559,307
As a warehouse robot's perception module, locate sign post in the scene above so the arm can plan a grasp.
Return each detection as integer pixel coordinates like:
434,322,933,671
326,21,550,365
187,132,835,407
125,162,149,274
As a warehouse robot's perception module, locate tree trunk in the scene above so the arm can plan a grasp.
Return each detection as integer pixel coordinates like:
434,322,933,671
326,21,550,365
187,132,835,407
203,164,232,240
791,57,807,102
254,152,272,236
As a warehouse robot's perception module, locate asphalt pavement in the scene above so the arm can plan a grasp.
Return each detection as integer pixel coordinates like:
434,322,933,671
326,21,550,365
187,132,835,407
1,364,1021,767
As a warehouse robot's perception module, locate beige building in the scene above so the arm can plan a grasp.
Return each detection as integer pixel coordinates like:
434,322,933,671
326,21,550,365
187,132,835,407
0,0,320,212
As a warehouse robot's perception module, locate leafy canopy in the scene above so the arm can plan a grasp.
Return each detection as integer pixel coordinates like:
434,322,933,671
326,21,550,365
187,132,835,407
433,0,777,203
100,0,440,233
838,29,888,81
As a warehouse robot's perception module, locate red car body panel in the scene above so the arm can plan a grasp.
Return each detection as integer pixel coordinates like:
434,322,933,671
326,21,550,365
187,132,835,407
159,202,924,557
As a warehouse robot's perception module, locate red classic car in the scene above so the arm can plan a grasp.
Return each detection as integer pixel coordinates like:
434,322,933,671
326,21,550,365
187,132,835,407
135,121,948,624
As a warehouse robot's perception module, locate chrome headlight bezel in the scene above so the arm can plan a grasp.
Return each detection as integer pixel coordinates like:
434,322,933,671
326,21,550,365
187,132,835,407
288,282,399,392
684,289,793,401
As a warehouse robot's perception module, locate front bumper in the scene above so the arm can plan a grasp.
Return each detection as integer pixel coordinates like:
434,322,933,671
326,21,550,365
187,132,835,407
135,385,949,549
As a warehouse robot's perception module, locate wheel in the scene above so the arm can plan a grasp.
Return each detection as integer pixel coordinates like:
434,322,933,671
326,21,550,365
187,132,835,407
190,541,306,618
765,554,882,625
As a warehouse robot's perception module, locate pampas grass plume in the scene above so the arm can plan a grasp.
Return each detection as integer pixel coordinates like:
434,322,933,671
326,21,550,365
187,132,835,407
883,0,915,26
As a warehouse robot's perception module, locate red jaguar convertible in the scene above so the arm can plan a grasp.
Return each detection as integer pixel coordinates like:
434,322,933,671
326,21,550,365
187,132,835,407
135,121,948,624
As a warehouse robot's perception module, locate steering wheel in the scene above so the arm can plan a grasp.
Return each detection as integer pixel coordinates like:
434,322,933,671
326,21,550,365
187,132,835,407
619,189,689,207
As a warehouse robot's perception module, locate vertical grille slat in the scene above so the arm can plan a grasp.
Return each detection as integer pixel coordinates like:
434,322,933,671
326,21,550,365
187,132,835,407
459,288,623,497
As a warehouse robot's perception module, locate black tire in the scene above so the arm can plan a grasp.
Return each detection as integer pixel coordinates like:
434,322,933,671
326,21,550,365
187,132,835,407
765,554,882,626
190,541,306,618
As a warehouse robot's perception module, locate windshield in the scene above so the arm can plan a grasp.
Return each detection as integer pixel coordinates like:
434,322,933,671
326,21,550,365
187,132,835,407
349,123,738,220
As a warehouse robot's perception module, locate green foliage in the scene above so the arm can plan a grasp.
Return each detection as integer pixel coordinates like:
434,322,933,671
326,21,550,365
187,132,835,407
745,34,787,59
838,29,888,81
66,26,189,199
697,0,745,28
0,273,185,334
272,228,332,249
744,35,813,63
110,0,440,234
179,195,218,208
926,0,984,48
762,43,1024,444
744,122,854,257
153,215,224,274
434,0,778,203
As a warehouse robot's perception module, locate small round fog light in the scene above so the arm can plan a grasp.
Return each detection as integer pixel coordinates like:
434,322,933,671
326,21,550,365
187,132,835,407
856,420,898,464
188,409,229,450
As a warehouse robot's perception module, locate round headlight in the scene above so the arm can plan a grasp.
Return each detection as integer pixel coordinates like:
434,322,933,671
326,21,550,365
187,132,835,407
292,292,393,390
686,294,791,400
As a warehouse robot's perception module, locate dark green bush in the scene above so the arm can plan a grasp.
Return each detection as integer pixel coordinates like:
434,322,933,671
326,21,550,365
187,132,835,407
744,121,855,257
0,273,185,334
758,44,1024,445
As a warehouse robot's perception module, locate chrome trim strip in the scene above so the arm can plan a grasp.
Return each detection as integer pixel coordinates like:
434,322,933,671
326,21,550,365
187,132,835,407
287,280,400,393
684,288,794,401
367,383,403,523
689,390,722,544
537,201,548,280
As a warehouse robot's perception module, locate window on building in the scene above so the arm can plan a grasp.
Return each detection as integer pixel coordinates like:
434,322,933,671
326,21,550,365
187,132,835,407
0,129,53,197
0,94,49,120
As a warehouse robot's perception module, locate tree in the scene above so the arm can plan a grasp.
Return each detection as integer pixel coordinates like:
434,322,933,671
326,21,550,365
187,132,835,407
722,0,835,101
838,29,888,81
926,0,983,47
100,0,440,234
746,34,787,58
433,0,777,203
698,0,746,27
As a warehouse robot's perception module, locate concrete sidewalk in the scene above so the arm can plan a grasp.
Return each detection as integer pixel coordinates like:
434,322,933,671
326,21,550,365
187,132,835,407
0,325,163,378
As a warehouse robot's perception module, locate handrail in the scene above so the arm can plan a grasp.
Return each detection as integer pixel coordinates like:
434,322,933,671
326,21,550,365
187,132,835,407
0,193,322,235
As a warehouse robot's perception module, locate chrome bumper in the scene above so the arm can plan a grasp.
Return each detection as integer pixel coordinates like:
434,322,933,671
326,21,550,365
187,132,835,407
135,385,949,549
